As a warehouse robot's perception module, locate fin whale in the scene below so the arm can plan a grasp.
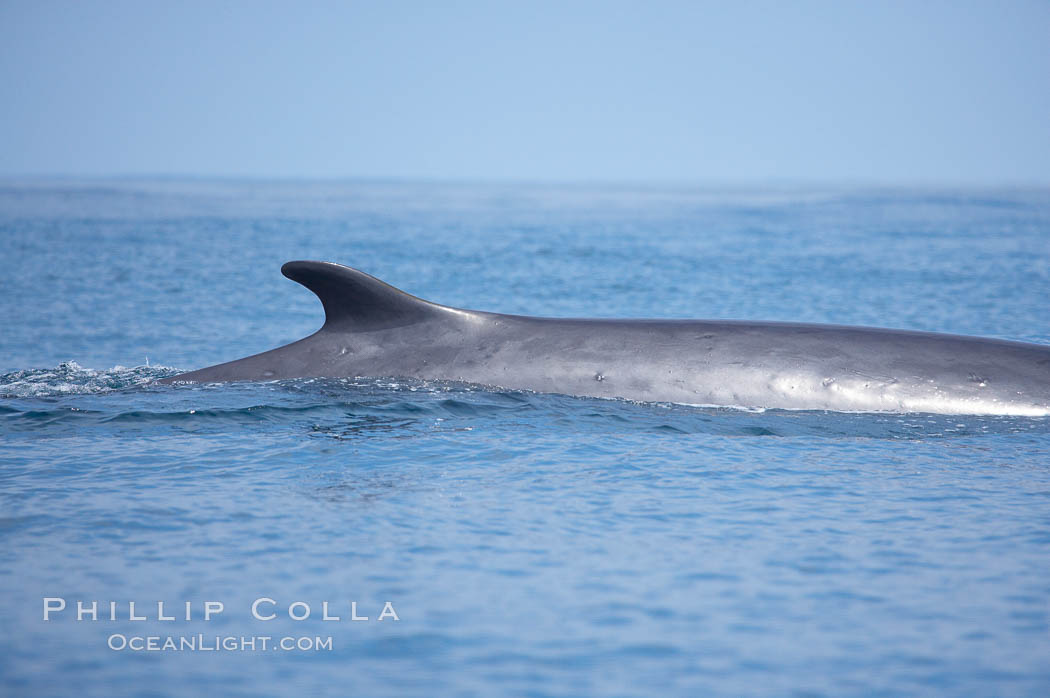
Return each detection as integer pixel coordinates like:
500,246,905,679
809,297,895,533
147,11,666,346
161,261,1050,416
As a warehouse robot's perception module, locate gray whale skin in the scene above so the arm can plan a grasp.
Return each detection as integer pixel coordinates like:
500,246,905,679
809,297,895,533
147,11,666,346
162,261,1050,416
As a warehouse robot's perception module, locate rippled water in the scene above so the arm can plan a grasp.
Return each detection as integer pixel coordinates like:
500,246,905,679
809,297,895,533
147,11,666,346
2,180,1050,696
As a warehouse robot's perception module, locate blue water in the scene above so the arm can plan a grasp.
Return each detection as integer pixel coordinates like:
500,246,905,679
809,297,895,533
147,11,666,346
2,180,1050,697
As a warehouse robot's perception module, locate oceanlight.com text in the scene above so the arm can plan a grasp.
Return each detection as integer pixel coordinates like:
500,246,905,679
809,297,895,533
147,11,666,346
107,634,333,652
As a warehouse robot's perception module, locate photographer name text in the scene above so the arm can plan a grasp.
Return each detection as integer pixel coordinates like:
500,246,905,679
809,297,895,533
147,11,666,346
43,598,399,622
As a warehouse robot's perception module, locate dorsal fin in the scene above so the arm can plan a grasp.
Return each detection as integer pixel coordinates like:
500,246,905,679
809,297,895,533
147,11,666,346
281,261,450,331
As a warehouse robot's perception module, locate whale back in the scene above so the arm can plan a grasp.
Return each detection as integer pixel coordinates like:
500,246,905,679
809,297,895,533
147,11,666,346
281,260,451,332
164,261,1050,415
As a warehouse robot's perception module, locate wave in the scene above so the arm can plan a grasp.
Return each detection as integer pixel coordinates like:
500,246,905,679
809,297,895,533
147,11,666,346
0,361,180,398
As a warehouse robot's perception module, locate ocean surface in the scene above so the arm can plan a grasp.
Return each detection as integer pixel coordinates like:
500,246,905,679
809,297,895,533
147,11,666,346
2,179,1049,697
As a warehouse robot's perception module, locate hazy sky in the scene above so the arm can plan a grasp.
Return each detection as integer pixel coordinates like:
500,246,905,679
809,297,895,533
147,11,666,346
1,0,1047,183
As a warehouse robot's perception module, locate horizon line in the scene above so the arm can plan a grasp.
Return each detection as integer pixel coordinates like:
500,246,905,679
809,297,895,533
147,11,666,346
1,172,1049,190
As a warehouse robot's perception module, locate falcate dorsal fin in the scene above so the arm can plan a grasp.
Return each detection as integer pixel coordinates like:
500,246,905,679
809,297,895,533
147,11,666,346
281,261,452,331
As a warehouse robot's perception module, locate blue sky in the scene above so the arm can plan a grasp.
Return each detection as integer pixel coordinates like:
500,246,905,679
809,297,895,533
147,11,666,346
1,0,1047,183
